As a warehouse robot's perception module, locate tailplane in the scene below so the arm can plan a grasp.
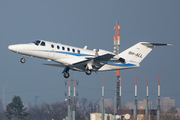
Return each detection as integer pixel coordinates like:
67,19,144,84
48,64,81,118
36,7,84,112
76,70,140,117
118,42,171,64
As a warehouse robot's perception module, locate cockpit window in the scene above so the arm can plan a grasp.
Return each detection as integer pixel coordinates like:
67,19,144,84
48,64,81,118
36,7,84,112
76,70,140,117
41,41,46,46
33,40,41,46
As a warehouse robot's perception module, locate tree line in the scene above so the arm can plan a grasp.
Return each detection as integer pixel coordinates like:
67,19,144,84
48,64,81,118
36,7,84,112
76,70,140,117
0,96,180,120
0,96,113,120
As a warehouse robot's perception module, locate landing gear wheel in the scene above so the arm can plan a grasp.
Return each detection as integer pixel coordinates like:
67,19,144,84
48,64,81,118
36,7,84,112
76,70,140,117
85,70,92,75
20,58,26,63
64,72,70,78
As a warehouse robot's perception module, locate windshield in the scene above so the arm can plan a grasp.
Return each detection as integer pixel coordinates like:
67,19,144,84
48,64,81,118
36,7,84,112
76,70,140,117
33,40,41,46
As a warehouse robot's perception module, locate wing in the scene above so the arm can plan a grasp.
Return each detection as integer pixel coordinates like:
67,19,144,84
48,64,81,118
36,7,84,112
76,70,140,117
43,54,115,72
72,53,115,71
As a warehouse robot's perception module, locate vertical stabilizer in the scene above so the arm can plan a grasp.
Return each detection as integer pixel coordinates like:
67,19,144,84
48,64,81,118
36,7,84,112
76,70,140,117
118,42,170,64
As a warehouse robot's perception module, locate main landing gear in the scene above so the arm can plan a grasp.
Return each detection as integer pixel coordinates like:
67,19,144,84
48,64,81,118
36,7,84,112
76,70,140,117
63,66,70,78
85,69,92,75
63,72,70,78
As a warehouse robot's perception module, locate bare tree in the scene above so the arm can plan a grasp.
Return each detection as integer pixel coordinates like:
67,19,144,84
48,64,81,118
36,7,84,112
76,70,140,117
76,98,100,120
161,107,179,120
30,101,68,120
0,112,8,120
30,98,100,120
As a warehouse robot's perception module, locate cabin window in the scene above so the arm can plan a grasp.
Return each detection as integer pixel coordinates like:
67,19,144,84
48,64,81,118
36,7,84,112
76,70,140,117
62,46,65,50
77,50,80,54
41,41,46,46
72,49,75,52
67,48,70,51
51,44,54,48
57,46,60,49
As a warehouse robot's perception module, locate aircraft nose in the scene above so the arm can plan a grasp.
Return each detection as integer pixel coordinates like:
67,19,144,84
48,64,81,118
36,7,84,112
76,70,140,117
8,45,19,52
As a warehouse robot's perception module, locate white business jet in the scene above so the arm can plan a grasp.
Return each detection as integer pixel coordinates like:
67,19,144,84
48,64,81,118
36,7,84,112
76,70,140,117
8,40,171,78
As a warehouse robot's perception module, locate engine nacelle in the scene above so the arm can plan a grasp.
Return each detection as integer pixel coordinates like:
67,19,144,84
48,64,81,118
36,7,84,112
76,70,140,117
93,49,113,56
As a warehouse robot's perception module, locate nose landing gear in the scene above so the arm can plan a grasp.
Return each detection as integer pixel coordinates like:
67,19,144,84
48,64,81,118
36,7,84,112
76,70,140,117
20,56,28,63
20,57,26,63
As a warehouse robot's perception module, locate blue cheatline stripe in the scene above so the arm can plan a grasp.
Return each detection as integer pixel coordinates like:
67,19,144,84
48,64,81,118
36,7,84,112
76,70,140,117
36,50,91,57
55,51,90,57
107,62,136,66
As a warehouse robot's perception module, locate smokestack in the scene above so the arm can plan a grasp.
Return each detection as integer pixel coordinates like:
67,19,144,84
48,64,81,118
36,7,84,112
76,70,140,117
69,77,70,97
158,77,160,97
134,75,137,120
73,78,76,120
114,22,120,114
135,76,137,97
119,77,122,119
101,77,104,120
157,77,161,120
102,77,104,97
145,77,149,120
120,77,121,97
68,77,71,120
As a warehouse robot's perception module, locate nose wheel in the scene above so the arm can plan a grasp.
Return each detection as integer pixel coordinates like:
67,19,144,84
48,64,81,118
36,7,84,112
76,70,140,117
20,58,26,63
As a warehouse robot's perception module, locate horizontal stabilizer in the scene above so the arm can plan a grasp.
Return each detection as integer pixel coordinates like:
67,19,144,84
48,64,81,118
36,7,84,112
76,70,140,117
141,42,172,47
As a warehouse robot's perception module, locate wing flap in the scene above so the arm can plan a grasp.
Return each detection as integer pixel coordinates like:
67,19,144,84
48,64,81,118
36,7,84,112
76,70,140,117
43,63,66,68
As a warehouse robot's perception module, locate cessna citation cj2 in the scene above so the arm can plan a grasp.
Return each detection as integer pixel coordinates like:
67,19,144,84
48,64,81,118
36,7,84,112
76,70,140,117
8,40,171,78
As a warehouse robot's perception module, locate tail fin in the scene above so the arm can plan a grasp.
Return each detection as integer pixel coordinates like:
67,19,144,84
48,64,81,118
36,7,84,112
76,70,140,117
118,42,171,64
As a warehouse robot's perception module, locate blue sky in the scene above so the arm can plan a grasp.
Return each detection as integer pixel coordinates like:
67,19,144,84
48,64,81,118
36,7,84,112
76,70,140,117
1,1,180,109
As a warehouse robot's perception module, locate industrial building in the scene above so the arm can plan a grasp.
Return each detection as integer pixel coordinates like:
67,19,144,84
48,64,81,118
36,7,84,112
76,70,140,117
90,109,157,120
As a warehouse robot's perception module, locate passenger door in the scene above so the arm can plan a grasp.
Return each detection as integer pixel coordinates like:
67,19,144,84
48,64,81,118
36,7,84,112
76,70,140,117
47,43,55,58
